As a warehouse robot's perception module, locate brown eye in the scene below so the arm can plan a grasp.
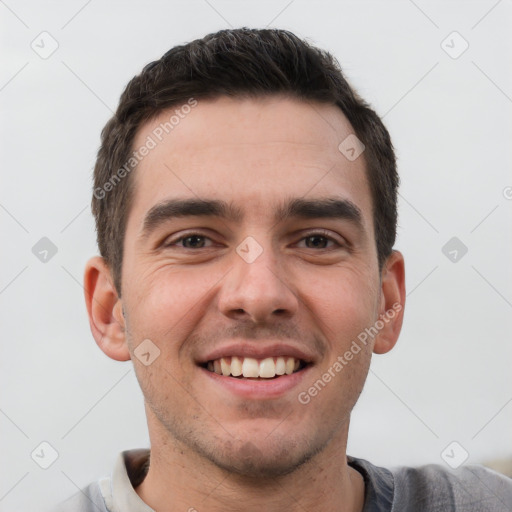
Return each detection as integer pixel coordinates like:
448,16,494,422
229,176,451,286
164,231,217,250
301,233,340,249
181,235,207,248
304,235,331,249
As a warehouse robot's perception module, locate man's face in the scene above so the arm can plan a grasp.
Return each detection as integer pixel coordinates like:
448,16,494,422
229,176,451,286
120,96,384,476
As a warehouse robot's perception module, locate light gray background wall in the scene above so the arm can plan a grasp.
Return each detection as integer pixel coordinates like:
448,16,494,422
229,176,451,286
1,1,511,510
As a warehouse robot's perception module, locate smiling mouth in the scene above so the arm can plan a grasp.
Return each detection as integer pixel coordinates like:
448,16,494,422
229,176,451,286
201,356,308,379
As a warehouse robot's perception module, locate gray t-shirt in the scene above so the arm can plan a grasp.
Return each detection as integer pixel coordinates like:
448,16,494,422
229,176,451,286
52,449,512,511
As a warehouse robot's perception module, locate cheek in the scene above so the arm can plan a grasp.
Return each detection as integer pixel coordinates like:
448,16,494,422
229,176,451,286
124,264,226,350
299,265,379,347
298,271,377,415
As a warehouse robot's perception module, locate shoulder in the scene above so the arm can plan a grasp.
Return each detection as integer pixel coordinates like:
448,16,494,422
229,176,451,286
389,462,512,511
50,479,110,512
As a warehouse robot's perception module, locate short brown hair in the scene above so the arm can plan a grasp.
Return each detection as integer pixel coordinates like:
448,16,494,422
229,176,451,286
92,28,399,296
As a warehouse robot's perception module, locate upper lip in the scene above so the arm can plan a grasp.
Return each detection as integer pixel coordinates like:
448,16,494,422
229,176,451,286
197,341,316,365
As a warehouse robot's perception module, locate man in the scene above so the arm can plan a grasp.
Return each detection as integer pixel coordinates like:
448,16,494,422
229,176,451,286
54,28,512,511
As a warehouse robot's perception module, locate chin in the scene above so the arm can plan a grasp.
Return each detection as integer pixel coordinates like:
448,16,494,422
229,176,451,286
200,434,323,479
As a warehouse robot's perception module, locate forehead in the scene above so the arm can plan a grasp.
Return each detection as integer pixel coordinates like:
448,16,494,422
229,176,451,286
128,96,373,231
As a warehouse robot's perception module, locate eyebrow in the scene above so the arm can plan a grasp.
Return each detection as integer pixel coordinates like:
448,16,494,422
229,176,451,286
276,198,363,227
139,197,364,240
140,199,243,239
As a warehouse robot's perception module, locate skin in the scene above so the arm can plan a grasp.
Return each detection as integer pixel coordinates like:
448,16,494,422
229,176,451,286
84,96,405,512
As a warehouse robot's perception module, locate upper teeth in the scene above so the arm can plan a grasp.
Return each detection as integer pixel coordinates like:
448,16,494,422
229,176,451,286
207,356,301,378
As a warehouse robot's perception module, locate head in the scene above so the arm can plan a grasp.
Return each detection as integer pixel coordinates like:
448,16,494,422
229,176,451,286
85,28,405,478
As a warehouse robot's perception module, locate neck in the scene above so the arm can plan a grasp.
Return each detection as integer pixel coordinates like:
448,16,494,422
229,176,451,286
135,422,365,512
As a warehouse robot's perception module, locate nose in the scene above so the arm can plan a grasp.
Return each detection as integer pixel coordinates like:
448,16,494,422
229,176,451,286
217,245,299,323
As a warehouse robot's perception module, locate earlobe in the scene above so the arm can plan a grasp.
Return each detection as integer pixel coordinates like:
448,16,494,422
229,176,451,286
84,256,131,362
373,250,406,355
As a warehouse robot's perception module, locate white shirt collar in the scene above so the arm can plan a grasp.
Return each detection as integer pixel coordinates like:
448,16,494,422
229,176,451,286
103,449,154,512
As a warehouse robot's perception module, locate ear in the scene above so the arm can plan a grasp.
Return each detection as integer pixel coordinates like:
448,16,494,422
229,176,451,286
84,256,130,361
373,250,406,355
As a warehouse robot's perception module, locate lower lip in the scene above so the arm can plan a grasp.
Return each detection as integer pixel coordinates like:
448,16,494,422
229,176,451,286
199,366,312,400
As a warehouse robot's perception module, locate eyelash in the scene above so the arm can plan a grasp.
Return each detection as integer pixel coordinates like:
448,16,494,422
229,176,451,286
164,230,345,250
